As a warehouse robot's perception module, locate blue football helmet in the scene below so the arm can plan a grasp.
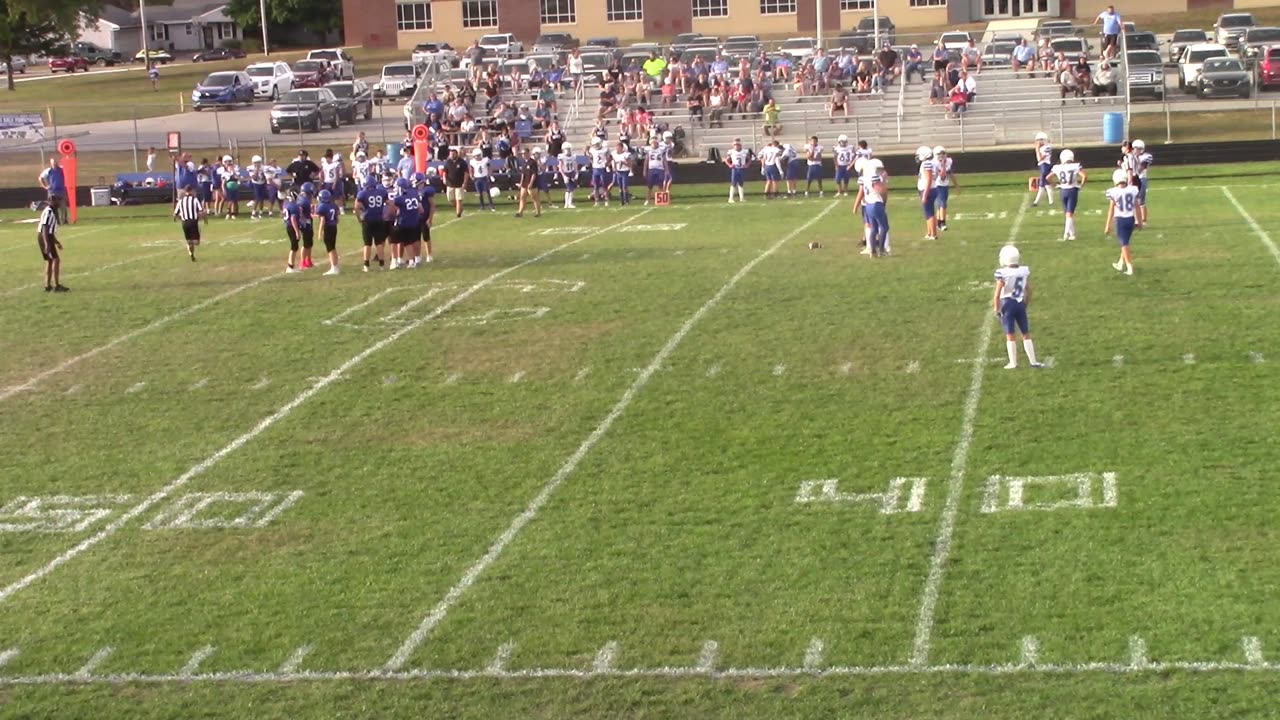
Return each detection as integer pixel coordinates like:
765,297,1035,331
396,177,413,190
300,182,315,194
318,189,333,203
413,172,427,186
363,175,378,189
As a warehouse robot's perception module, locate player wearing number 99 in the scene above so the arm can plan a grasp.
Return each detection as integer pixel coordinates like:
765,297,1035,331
1104,169,1141,276
1051,149,1085,241
993,244,1044,370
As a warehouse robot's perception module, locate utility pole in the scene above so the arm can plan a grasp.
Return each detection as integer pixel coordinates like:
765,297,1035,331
259,0,271,55
816,0,824,52
139,0,151,64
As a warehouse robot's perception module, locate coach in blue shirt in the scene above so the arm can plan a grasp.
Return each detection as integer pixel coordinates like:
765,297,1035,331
38,158,68,223
1095,5,1123,59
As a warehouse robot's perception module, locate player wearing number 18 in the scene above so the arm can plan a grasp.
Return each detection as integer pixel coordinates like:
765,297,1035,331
1104,169,1141,276
993,244,1044,370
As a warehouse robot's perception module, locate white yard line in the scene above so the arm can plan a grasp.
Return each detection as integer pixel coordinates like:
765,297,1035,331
278,645,313,674
0,211,652,606
803,638,825,671
73,647,113,679
383,201,841,672
1222,188,1280,267
1243,637,1264,666
180,645,216,677
909,195,1028,668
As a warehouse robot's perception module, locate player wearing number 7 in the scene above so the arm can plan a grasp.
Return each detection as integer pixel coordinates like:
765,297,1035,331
1104,169,1141,276
993,244,1044,370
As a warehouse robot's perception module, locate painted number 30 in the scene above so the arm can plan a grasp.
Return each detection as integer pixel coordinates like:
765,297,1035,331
0,491,304,534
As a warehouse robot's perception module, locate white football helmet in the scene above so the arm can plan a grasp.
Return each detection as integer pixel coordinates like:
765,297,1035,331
916,145,933,161
563,141,573,152
837,134,848,144
591,137,602,146
999,244,1021,267
932,145,946,157
1060,149,1075,163
250,154,263,164
1112,168,1128,185
854,157,867,174
1034,132,1048,142
221,154,233,163
1132,139,1146,151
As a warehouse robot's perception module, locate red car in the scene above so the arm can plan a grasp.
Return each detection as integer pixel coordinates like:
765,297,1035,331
1259,45,1280,89
48,55,89,73
290,60,331,88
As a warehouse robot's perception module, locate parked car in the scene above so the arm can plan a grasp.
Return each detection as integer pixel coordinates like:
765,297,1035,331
411,42,458,69
586,37,619,49
670,33,707,54
1168,29,1208,64
291,59,331,88
245,61,294,100
778,37,818,62
325,80,374,123
1123,50,1165,100
533,32,578,53
70,42,122,66
48,55,89,73
307,48,356,80
938,31,973,52
1124,32,1159,52
1035,20,1082,41
373,62,419,103
134,49,173,64
0,57,27,74
720,35,761,61
841,15,896,53
1178,42,1229,91
1214,12,1257,49
478,33,523,57
192,47,245,63
191,71,255,110
981,40,1017,68
1258,45,1280,89
1240,27,1280,66
1195,56,1251,97
1050,37,1091,57
679,46,718,65
270,88,341,133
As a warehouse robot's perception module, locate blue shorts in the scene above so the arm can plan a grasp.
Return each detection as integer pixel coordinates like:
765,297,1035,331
934,186,950,209
1060,187,1079,213
537,173,551,191
325,182,341,196
1135,178,1147,203
729,168,745,187
764,166,781,182
474,177,491,194
198,182,212,202
1000,298,1029,335
785,161,800,181
1115,215,1135,246
612,172,629,188
1038,162,1052,186
665,166,674,184
805,164,822,181
267,185,279,201
922,188,938,218
592,169,607,187
252,183,269,202
563,177,577,192
835,166,852,184
646,169,664,188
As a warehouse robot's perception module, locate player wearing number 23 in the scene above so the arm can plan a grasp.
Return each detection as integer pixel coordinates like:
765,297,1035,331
993,244,1044,370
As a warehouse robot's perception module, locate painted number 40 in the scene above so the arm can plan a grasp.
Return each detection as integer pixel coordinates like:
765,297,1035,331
0,491,304,534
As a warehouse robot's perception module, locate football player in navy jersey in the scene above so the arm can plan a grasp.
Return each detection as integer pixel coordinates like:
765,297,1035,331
315,189,341,275
356,175,389,271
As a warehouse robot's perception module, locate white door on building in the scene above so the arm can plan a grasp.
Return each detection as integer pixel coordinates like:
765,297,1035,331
975,0,1057,19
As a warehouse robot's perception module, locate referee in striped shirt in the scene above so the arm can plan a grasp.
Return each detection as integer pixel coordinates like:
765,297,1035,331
173,185,206,261
38,196,67,292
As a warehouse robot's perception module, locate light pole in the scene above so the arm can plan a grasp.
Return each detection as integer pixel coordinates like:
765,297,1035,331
259,0,271,55
816,0,824,52
139,0,150,65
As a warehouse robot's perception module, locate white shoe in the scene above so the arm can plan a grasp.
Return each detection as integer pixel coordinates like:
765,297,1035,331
1124,267,1134,276
285,267,301,274
1003,362,1018,370
728,198,735,203
925,235,936,241
860,247,872,255
323,267,340,276
1029,362,1045,368
804,191,810,197
363,265,370,273
425,255,434,263
1112,260,1124,272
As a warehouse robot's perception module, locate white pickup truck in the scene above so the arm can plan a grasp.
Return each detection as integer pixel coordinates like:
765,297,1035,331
306,48,355,81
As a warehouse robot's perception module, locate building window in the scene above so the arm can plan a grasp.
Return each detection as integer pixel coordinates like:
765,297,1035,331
607,0,642,22
540,0,576,24
692,0,727,17
396,1,433,30
462,0,498,28
759,0,796,15
908,0,946,6
840,0,873,9
185,23,192,35
150,24,168,41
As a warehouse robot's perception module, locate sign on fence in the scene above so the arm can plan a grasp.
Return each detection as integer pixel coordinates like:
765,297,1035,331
0,113,45,143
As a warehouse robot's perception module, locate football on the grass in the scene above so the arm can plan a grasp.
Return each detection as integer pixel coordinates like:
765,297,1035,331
808,242,822,250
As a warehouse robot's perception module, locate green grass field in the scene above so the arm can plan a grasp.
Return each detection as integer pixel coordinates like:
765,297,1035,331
1,163,1279,718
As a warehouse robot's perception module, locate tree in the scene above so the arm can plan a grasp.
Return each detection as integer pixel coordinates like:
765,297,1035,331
0,0,103,91
225,0,343,41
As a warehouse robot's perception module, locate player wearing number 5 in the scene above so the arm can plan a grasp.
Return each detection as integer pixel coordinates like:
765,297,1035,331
1051,149,1086,241
1104,169,1141,276
993,244,1044,370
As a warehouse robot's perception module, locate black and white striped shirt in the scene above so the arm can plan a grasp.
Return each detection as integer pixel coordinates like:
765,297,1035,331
38,206,58,236
174,196,204,222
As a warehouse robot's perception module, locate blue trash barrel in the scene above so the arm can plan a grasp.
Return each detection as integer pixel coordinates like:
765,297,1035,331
387,142,403,168
1102,112,1124,144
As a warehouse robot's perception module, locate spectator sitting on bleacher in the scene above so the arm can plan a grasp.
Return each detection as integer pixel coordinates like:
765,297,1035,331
763,98,782,136
528,65,545,89
929,72,948,105
495,102,516,126
546,63,565,92
708,85,726,128
946,82,968,119
792,64,812,95
958,69,976,102
946,61,961,92
533,99,552,129
711,54,729,81
773,55,792,82
643,52,665,80
459,115,477,145
423,91,444,119
1037,38,1053,77
905,44,925,83
538,81,557,115
1058,66,1083,102
1012,38,1036,78
483,74,501,113
688,84,705,126
811,49,831,87
626,56,641,77
598,81,619,120
829,83,850,120
961,38,982,74
854,62,872,94
878,42,900,87
1091,62,1117,96
508,63,523,93
837,49,856,81
636,73,653,105
661,74,676,107
1073,53,1092,86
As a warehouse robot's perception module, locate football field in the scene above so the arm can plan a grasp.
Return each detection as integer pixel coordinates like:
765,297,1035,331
1,164,1279,718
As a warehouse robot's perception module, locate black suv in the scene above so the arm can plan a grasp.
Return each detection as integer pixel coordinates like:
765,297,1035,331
839,16,897,53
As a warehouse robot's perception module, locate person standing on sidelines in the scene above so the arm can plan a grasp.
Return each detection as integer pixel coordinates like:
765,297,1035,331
38,196,67,292
724,137,750,204
247,155,269,220
443,147,469,218
516,147,542,218
993,244,1044,369
355,175,389,271
560,142,580,209
173,185,206,262
315,189,341,275
803,136,825,197
932,146,956,231
1094,4,1123,61
1131,139,1152,225
38,159,69,224
759,140,782,200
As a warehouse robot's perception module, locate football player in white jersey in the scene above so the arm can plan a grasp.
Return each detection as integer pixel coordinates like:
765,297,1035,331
780,143,798,197
262,159,281,217
1104,168,1141,276
992,244,1044,370
1032,131,1054,207
852,171,890,257
642,136,669,206
320,150,344,213
559,141,579,209
803,136,825,197
352,150,372,189
854,156,885,250
215,156,240,219
833,135,856,197
931,146,956,231
916,146,938,240
589,138,611,207
1050,148,1086,240
724,137,750,203
1131,139,1152,224
608,142,633,205
759,141,782,199
247,155,268,220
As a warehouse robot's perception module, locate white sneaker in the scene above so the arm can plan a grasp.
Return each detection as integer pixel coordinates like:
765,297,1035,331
1112,260,1125,272
804,191,809,197
323,267,340,276
1003,362,1018,370
285,267,301,274
425,255,434,263
362,265,370,273
728,198,735,203
1029,362,1045,368
1125,267,1134,276
860,247,872,255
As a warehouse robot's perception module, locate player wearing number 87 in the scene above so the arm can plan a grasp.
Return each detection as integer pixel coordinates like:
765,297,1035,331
1104,169,1141,276
1051,149,1086,241
993,245,1044,370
